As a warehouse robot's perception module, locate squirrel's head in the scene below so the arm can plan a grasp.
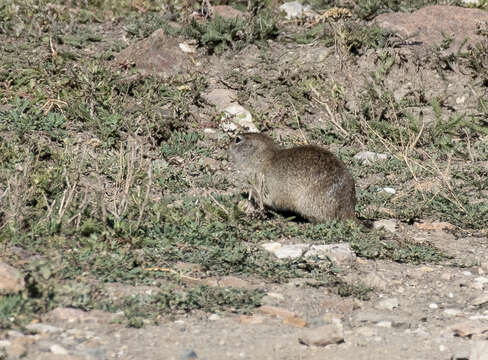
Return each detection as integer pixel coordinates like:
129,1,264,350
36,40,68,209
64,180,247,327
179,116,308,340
228,133,277,173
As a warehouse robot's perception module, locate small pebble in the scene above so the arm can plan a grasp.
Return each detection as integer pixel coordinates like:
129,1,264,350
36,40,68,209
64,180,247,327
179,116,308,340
50,344,68,355
429,303,439,309
209,314,221,321
444,309,462,316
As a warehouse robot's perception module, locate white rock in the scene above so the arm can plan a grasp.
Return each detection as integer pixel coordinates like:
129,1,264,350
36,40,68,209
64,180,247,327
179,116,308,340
269,243,308,259
463,271,473,276
266,292,285,301
221,104,258,133
50,344,68,355
380,187,396,194
209,314,221,321
353,151,390,164
375,298,399,311
429,303,439,309
444,308,462,316
376,321,392,328
462,0,480,4
261,242,356,265
373,219,398,232
456,95,466,104
307,243,356,265
179,42,196,53
261,242,284,253
279,1,311,19
25,323,63,334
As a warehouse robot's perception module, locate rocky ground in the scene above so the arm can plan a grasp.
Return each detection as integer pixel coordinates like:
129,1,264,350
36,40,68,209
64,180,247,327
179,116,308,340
1,1,487,359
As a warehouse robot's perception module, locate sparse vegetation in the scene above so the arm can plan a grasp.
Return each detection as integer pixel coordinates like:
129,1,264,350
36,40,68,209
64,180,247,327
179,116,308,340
0,0,486,335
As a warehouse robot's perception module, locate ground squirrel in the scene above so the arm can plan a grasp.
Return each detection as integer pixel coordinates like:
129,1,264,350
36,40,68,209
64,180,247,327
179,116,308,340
228,133,357,223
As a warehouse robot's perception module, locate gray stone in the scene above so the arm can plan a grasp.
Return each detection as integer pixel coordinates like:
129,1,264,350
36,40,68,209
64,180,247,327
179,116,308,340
353,151,390,164
0,262,25,294
279,2,311,19
298,324,344,347
373,219,398,233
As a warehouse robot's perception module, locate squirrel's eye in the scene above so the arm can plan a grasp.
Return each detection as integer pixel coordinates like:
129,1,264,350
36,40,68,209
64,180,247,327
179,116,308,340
235,136,242,144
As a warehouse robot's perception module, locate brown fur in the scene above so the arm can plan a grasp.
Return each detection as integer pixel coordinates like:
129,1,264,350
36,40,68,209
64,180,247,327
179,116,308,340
228,133,357,223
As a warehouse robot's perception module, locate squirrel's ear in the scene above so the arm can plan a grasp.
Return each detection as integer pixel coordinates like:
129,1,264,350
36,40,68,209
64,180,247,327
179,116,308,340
235,135,243,144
